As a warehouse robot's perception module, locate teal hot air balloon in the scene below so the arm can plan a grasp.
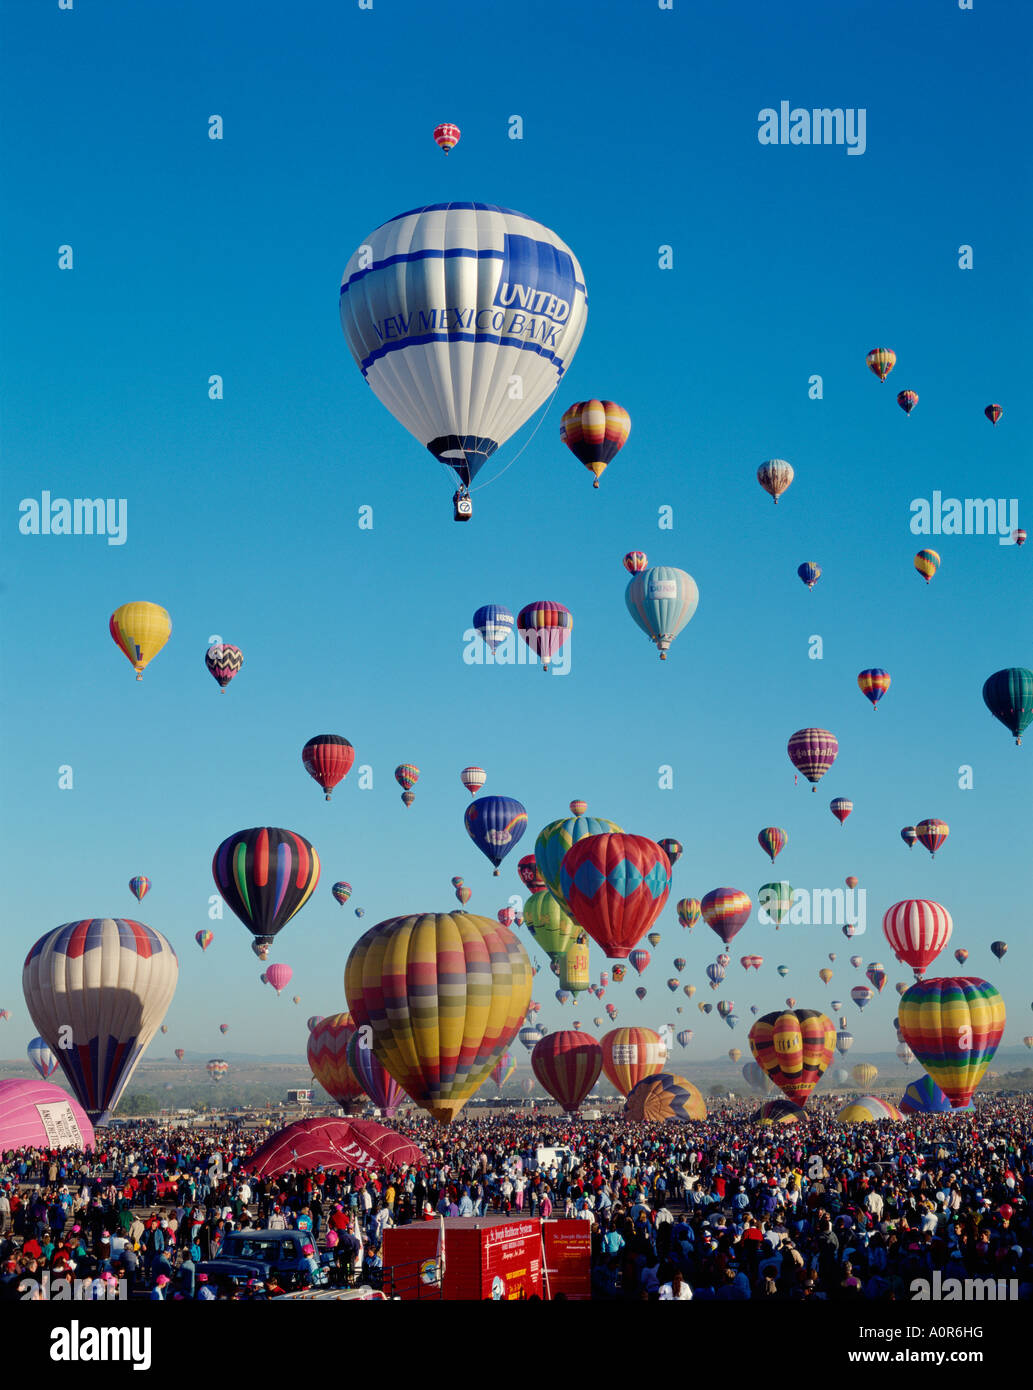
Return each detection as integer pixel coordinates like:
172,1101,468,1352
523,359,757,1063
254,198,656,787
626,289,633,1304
464,796,528,875
982,668,1033,746
625,566,699,660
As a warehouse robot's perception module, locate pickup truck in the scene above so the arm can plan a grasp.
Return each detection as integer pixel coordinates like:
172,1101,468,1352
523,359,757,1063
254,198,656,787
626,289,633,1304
196,1229,328,1293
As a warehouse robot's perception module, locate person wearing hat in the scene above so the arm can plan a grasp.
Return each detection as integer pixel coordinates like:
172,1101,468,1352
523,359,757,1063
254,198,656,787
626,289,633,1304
195,1271,216,1301
150,1273,170,1301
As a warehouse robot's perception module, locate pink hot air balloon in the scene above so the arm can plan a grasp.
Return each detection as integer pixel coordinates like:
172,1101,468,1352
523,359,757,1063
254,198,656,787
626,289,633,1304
882,900,952,979
264,962,294,995
787,728,839,791
497,908,516,928
220,1023,229,1034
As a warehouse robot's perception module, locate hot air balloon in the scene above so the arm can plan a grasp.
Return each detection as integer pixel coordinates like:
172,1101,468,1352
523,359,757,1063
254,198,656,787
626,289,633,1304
1013,529,1027,546
985,403,1003,426
491,1051,516,1091
300,735,355,802
898,977,1005,1106
845,876,859,890
716,1000,734,1019
629,949,651,976
23,919,178,1124
777,965,789,979
748,1009,835,1107
673,957,686,974
307,1014,368,1110
306,1016,324,1033
741,955,763,972
705,963,725,990
517,854,546,893
265,963,293,995
600,1027,668,1096
819,968,833,985
990,941,1008,961
797,562,821,591
27,1037,58,1079
895,982,907,996
555,989,571,1006
194,929,213,953
682,985,695,999
829,798,853,826
560,833,671,959
220,1023,229,1034
757,882,792,930
677,898,701,930
519,1024,545,1052
850,985,874,1011
915,818,949,858
346,1029,403,1116
497,907,516,928
899,1074,969,1114
332,882,352,906
882,899,952,979
174,1048,185,1061
109,602,171,680
857,668,891,710
954,948,969,965
560,400,631,487
521,1078,536,1097
354,908,365,918
611,965,626,983
896,389,918,415
464,795,528,875
865,964,887,993
605,1004,617,1020
206,1060,228,1080
787,728,838,791
866,348,895,381
982,668,1033,746
432,122,460,154
831,1000,843,1012
517,601,573,673
900,826,918,848
624,565,699,660
914,549,940,583
699,1003,712,1015
458,767,488,799
663,977,677,994
658,838,683,868
1024,1037,1033,1051
474,604,515,654
532,1030,603,1112
212,828,320,961
623,551,648,575
838,1095,901,1122
896,1043,914,1066
785,998,796,1009
850,955,863,969
340,204,587,518
700,888,751,945
624,1073,706,1121
455,885,473,906
126,876,152,906
677,1030,693,1048
394,764,420,806
728,1048,742,1064
344,912,532,1126
716,952,731,969
757,459,794,504
205,643,243,691
646,933,662,951
757,827,788,863
835,1030,853,1055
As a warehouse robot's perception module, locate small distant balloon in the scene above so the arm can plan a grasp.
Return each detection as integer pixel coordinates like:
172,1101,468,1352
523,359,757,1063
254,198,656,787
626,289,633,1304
332,882,352,906
757,459,794,504
433,122,460,154
129,876,151,902
866,348,896,382
830,798,853,825
857,668,891,710
984,403,1003,426
623,551,648,575
205,643,243,691
302,735,355,802
797,562,821,591
914,549,940,583
195,930,213,952
461,766,487,796
560,399,631,488
896,389,918,415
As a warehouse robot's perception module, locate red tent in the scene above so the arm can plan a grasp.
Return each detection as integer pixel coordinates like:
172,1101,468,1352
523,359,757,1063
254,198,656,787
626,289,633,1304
242,1117,426,1180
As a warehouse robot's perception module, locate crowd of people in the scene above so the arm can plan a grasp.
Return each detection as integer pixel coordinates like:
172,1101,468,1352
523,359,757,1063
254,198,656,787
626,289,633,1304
1,1096,1030,1301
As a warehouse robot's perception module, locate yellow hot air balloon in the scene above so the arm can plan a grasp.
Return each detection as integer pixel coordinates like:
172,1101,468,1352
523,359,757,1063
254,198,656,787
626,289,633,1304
819,968,834,985
109,602,171,680
851,1062,878,1088
913,549,940,584
344,912,532,1126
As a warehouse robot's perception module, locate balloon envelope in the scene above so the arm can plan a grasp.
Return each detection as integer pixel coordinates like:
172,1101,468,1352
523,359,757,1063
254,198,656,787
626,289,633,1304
600,1027,668,1096
897,977,1005,1107
307,1014,366,1110
344,912,532,1125
748,1009,835,1108
623,1072,705,1121
464,796,527,874
837,1095,902,1123
625,566,699,659
561,834,671,959
0,1078,94,1152
531,1030,603,1112
22,919,178,1124
346,1029,404,1116
212,828,320,960
243,1117,426,1180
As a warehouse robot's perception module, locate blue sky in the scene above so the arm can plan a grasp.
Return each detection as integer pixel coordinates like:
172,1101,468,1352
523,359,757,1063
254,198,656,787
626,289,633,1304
1,0,1030,1081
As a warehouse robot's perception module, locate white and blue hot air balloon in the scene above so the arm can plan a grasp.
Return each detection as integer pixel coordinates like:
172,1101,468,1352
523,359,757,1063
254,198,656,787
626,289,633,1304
625,566,699,660
27,1036,58,1079
340,202,588,520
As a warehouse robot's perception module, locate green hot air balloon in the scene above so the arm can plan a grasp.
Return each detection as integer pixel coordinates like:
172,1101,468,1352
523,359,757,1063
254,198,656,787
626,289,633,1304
758,882,793,929
982,668,1033,746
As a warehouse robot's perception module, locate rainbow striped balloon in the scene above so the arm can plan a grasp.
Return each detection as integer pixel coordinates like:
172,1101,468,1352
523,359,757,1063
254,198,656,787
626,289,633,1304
837,1095,902,1123
898,977,1005,1108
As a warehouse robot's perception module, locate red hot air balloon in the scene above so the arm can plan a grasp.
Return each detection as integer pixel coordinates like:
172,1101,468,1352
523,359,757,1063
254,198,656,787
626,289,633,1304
301,735,355,801
700,888,752,946
518,855,546,893
748,1009,835,1107
757,827,788,863
623,551,648,574
531,1030,603,1112
560,834,672,960
829,798,853,825
882,899,952,978
915,819,949,858
560,400,631,488
629,949,651,976
433,122,461,154
787,728,839,791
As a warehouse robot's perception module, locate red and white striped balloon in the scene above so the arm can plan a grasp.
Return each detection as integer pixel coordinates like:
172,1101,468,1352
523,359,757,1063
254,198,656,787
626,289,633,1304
882,899,952,979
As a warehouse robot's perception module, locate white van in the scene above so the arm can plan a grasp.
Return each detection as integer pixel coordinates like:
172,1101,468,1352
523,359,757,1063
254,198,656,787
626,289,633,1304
535,1146,574,1172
